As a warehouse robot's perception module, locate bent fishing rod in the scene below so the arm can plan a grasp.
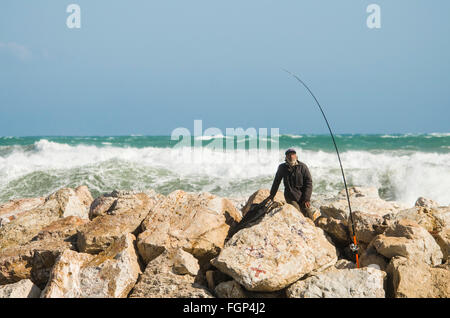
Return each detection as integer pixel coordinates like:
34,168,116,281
283,69,360,268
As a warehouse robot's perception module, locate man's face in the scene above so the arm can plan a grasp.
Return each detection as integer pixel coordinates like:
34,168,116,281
287,152,297,161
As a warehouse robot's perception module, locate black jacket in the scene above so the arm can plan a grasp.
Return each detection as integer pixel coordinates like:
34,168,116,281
269,160,313,202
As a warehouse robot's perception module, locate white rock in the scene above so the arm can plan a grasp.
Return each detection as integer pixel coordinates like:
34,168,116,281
211,204,338,292
286,267,386,298
0,279,41,298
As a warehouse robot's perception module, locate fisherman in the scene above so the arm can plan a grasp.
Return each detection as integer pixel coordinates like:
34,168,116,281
267,148,316,219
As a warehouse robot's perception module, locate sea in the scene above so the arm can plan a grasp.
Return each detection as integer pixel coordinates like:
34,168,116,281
0,133,449,206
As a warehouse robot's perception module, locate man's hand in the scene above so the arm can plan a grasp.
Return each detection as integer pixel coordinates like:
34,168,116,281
304,200,311,209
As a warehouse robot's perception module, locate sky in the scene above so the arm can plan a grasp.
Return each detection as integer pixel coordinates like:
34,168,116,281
0,0,449,136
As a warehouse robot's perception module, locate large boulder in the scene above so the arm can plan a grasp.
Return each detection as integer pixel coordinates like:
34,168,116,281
0,239,72,288
31,216,88,243
320,187,407,221
0,186,92,249
88,190,164,220
372,219,443,266
241,189,285,216
435,227,450,262
137,190,241,265
0,279,41,298
286,267,386,298
314,216,349,246
211,203,338,292
0,197,45,225
129,249,213,298
387,257,450,298
349,211,386,244
77,191,161,254
386,206,450,235
41,233,141,298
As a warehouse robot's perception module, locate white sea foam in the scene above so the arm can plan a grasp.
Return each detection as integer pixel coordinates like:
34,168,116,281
0,139,449,206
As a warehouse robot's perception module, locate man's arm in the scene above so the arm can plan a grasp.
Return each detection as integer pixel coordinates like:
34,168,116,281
269,165,283,198
301,165,313,202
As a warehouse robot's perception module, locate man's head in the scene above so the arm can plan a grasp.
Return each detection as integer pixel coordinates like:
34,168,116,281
285,148,297,163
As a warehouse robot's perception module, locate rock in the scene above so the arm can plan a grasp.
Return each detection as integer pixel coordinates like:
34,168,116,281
372,219,443,266
0,197,45,224
45,186,92,219
315,216,349,246
215,280,247,298
334,259,357,269
41,233,141,298
320,187,407,221
286,267,386,298
434,227,450,261
0,187,92,249
211,204,338,292
386,206,450,235
349,211,386,244
0,239,72,288
77,191,160,254
172,248,200,276
0,279,41,298
359,242,389,271
137,190,241,265
89,189,164,220
387,257,450,298
241,189,285,216
337,186,380,199
129,250,213,298
32,216,88,242
415,197,439,209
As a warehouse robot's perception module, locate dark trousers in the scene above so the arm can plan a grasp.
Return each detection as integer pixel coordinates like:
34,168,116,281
285,195,315,219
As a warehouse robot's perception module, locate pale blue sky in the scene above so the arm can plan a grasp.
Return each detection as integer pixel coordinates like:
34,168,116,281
0,0,449,136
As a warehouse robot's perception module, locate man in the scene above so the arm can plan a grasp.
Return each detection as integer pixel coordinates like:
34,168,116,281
267,148,315,219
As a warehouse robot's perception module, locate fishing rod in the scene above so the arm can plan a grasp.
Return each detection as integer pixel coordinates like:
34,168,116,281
283,69,360,268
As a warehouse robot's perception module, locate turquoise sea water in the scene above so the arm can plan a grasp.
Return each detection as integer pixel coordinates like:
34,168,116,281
0,133,449,206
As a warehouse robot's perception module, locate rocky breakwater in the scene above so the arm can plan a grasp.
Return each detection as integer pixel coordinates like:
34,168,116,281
0,185,448,298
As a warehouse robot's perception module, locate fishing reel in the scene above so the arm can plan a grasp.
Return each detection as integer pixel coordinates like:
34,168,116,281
349,242,359,253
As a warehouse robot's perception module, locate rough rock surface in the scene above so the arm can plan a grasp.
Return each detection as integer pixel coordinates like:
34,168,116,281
415,197,439,209
320,187,407,220
129,250,213,298
211,203,338,292
0,239,72,288
286,267,386,298
77,191,161,254
32,216,88,242
315,216,349,245
387,257,450,298
386,206,450,234
372,219,443,266
0,197,45,225
359,241,389,271
172,248,200,276
0,279,41,298
349,211,386,244
241,189,285,216
137,190,241,265
41,233,141,298
215,280,247,298
0,186,92,249
434,227,450,261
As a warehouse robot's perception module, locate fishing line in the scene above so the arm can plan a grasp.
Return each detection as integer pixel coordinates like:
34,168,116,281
283,69,360,267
